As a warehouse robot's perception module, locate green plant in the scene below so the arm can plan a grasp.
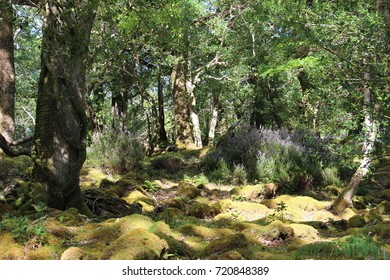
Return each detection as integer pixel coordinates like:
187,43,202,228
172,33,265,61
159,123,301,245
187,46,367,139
141,180,159,192
87,130,144,173
0,214,48,244
232,164,248,185
274,201,288,221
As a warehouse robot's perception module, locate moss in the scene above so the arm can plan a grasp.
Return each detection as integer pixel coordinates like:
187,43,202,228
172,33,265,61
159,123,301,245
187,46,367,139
102,228,169,260
324,185,342,196
379,190,390,201
177,186,201,199
165,197,186,211
44,219,73,239
288,224,319,243
372,201,390,215
230,185,264,201
60,247,100,260
340,208,356,220
111,214,155,235
371,222,390,241
364,210,383,225
218,199,270,221
0,233,24,260
203,233,249,256
208,250,245,260
156,207,186,228
188,202,212,219
123,191,156,212
179,225,233,241
348,215,366,228
56,207,84,226
26,246,58,260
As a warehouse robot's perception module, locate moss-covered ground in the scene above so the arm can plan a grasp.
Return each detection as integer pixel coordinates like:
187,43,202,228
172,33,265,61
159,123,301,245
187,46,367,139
0,149,389,260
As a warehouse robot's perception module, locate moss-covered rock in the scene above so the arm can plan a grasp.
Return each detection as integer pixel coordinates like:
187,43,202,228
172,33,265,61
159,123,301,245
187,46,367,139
179,225,233,241
26,246,58,260
230,185,264,201
177,186,201,199
0,233,24,260
288,224,319,243
188,202,212,218
102,228,169,260
123,191,156,212
111,214,155,234
372,201,390,215
218,199,270,221
165,197,186,211
208,250,245,260
203,233,249,256
364,210,383,225
371,222,390,241
348,215,366,228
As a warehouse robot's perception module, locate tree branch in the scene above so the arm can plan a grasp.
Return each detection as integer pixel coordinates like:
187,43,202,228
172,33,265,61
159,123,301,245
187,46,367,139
0,133,31,157
12,0,40,8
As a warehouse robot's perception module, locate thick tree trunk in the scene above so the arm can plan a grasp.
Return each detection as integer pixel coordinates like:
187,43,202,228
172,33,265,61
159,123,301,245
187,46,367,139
172,63,192,147
0,1,15,143
33,0,99,216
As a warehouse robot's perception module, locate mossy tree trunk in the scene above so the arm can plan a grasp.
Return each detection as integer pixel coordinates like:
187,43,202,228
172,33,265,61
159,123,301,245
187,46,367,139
33,0,99,216
172,62,193,148
0,0,15,143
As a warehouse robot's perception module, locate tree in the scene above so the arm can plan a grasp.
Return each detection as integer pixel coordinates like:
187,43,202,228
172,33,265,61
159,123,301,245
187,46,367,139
0,0,16,143
29,0,100,215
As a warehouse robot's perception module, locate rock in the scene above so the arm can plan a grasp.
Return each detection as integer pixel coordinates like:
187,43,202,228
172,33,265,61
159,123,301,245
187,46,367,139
102,228,169,260
348,215,366,228
204,233,249,256
188,202,212,218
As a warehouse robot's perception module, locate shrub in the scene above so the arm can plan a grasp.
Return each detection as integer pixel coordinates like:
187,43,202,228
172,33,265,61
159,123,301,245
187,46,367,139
202,124,339,191
87,130,144,173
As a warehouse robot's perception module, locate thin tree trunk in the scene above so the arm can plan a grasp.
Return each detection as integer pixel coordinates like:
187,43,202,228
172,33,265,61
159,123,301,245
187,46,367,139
208,95,219,146
33,0,99,216
157,70,168,143
0,0,15,143
330,57,378,213
187,82,202,148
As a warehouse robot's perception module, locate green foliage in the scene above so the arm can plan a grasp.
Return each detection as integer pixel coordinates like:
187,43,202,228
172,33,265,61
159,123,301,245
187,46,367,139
292,235,385,260
141,180,159,192
87,130,145,173
274,201,287,221
0,214,47,244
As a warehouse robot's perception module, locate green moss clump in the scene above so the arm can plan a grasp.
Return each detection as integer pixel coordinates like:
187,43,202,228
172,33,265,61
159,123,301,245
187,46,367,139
188,202,212,218
177,186,201,199
102,228,168,260
348,215,366,228
0,233,24,260
209,250,245,260
371,222,390,241
203,233,249,256
165,198,186,211
179,225,233,241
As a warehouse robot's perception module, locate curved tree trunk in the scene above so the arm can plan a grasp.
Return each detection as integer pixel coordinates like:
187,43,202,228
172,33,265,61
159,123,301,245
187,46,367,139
33,0,99,216
330,58,378,214
0,0,15,143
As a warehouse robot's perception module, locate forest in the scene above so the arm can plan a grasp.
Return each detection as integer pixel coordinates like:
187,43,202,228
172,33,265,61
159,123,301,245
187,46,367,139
0,0,389,260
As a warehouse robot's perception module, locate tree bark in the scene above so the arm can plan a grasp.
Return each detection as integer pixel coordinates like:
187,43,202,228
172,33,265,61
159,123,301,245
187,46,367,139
330,58,378,214
172,62,193,147
208,95,219,146
33,0,99,216
0,0,15,143
157,70,168,143
187,80,202,148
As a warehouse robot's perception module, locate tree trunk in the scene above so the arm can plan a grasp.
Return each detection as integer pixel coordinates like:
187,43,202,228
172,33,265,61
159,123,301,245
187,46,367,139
330,58,378,214
208,95,219,146
157,70,168,143
33,0,99,216
187,81,202,148
172,62,192,147
0,0,15,143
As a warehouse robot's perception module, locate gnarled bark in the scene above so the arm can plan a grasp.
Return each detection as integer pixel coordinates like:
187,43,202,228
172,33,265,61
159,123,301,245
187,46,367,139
0,0,15,143
33,0,99,216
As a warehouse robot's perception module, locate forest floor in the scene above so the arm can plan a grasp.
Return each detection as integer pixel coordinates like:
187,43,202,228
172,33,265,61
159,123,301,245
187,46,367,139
0,148,389,260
